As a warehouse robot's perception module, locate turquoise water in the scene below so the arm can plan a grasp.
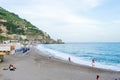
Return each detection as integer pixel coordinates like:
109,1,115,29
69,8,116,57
36,42,120,71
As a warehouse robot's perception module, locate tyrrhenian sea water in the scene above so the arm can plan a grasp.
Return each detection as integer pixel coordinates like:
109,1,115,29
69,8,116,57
35,42,120,71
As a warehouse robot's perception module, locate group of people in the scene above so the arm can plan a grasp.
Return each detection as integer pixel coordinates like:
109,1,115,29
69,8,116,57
68,57,95,67
67,57,99,80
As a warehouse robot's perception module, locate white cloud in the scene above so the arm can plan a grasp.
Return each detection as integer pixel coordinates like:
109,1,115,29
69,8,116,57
1,0,103,26
3,0,103,42
112,20,120,24
12,4,101,26
1,0,120,42
81,0,104,9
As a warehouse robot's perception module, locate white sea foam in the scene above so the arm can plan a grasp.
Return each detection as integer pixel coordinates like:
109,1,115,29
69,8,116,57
35,44,120,71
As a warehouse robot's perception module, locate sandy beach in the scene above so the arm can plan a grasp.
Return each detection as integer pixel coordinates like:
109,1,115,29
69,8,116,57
0,47,120,80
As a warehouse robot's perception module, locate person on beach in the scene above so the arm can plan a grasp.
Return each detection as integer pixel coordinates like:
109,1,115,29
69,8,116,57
96,75,101,80
68,57,71,62
92,59,95,67
9,64,16,71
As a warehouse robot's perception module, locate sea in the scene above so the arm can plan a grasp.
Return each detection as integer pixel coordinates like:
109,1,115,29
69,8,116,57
35,42,120,71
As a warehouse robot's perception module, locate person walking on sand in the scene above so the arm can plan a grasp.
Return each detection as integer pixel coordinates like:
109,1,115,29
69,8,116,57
96,75,101,80
68,57,71,62
92,59,95,67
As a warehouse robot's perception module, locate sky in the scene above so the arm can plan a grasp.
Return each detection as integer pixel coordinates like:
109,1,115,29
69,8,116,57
0,0,120,42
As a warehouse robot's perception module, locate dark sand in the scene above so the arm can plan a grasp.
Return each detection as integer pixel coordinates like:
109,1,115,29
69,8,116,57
0,47,120,80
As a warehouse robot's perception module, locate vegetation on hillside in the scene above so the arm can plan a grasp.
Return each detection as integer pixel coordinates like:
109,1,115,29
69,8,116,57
0,7,45,35
0,7,63,44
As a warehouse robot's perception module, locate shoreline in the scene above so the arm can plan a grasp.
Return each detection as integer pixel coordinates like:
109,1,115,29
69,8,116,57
35,45,120,72
0,47,120,80
35,47,120,73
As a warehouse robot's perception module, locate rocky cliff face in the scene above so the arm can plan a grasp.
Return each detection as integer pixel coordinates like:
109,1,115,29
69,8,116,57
0,7,64,44
0,24,8,33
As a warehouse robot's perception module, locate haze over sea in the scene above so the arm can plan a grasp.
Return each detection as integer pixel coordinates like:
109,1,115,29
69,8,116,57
36,42,120,71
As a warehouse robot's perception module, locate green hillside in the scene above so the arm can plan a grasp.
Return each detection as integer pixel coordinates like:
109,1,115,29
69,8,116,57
0,7,44,35
0,7,63,44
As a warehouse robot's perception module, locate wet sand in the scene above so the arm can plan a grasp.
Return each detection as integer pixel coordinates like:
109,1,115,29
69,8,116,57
0,47,120,80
